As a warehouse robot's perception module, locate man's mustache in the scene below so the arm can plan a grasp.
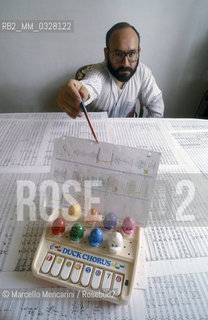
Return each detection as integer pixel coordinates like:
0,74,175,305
117,67,133,72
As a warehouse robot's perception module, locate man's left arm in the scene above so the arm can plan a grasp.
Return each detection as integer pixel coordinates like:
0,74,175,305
139,65,164,118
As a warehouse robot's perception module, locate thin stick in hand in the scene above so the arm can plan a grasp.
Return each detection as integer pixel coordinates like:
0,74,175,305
80,98,99,143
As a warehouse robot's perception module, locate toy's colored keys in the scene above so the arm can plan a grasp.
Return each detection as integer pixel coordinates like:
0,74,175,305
70,262,83,283
60,259,74,280
41,253,55,274
50,256,64,277
91,268,103,290
101,271,113,293
81,265,93,287
112,274,123,296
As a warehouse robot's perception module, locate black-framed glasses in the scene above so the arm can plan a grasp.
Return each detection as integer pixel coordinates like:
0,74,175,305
108,49,139,63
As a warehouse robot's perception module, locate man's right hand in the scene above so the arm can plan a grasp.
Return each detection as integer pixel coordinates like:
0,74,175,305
57,79,89,119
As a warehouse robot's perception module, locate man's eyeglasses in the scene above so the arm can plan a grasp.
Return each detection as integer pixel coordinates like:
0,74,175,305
108,49,139,63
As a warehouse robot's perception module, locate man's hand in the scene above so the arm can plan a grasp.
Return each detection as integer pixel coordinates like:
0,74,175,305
57,79,89,119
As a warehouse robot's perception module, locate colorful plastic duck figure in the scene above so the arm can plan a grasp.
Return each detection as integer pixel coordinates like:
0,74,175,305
121,216,136,236
103,212,117,230
68,203,81,221
52,217,66,236
70,223,84,241
86,208,100,226
88,228,103,247
107,231,123,254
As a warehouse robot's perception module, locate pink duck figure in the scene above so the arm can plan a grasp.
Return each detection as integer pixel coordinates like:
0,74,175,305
121,216,136,236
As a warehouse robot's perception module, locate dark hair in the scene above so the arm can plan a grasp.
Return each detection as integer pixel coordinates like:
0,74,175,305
106,22,140,48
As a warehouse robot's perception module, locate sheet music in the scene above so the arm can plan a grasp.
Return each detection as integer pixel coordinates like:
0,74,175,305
171,131,208,174
109,118,199,173
160,118,208,174
51,136,160,226
0,112,108,120
0,115,208,319
0,173,48,272
144,271,208,319
162,118,208,132
108,118,208,319
110,119,176,164
0,117,114,170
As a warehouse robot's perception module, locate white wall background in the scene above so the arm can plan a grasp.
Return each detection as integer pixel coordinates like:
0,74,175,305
0,0,208,117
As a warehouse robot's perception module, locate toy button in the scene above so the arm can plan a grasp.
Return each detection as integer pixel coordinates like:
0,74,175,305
52,217,66,236
112,274,123,297
60,259,74,280
101,271,113,293
86,208,100,226
41,253,55,274
91,268,103,290
50,256,64,277
121,216,136,236
70,223,84,242
103,212,117,230
70,262,83,283
95,269,101,276
81,265,93,287
75,263,82,270
107,231,123,254
68,203,81,221
88,228,103,247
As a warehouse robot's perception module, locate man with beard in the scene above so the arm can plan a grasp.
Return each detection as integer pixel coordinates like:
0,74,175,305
57,22,164,118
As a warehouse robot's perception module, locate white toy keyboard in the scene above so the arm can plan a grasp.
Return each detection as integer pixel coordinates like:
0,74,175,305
32,217,142,305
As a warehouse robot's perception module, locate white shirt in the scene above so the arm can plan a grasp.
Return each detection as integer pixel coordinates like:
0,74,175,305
80,61,164,118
